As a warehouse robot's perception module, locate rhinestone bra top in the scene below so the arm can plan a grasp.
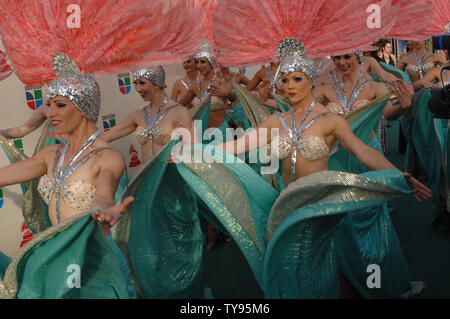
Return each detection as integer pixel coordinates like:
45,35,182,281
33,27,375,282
36,131,110,223
135,126,171,146
272,100,330,181
272,134,330,161
209,96,226,111
327,99,371,117
38,175,96,211
134,97,179,147
405,62,434,79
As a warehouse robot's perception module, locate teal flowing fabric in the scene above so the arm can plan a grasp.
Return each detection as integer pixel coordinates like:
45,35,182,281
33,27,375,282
0,123,138,298
373,62,412,84
0,251,9,281
0,121,59,234
178,145,412,298
226,101,252,130
0,213,136,299
328,97,418,298
114,140,204,299
263,170,412,298
273,94,291,113
328,99,388,172
177,145,279,282
401,88,446,220
324,65,421,297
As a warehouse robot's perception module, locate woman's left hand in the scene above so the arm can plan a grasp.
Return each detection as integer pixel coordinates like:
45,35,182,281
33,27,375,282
91,196,135,227
403,172,432,202
393,81,414,110
209,80,234,99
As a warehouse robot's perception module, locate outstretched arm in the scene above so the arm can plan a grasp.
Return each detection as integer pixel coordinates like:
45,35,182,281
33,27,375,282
238,73,250,86
171,80,182,102
382,81,414,120
0,108,47,138
101,110,139,143
90,150,134,236
0,146,49,188
178,88,197,106
331,115,432,202
215,113,278,155
365,56,401,85
413,67,440,90
246,68,264,91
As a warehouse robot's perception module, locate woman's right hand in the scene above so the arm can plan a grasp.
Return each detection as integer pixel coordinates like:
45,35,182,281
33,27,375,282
403,172,432,203
257,80,273,102
91,196,135,227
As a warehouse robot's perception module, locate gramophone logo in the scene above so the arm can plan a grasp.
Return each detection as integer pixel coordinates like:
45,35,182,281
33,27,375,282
20,221,34,248
129,144,141,168
13,139,24,153
25,85,44,110
117,73,132,95
0,188,4,208
102,114,116,132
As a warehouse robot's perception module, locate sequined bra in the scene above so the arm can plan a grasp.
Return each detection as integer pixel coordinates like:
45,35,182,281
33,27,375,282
405,53,434,79
327,100,371,117
37,131,110,223
273,100,330,181
328,71,369,117
38,174,96,211
191,95,225,111
405,62,434,79
135,96,180,148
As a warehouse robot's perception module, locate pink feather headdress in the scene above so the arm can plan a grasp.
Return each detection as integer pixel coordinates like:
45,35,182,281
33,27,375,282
420,0,450,36
384,0,435,40
0,0,205,87
212,0,396,68
193,1,219,70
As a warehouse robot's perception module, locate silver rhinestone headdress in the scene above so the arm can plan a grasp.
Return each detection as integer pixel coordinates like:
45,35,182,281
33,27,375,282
277,38,318,84
132,65,165,88
46,53,101,123
355,50,364,63
193,39,216,69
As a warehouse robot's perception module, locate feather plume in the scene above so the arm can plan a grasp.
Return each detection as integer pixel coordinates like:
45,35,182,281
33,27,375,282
0,0,205,86
385,0,435,40
420,0,450,36
212,0,397,67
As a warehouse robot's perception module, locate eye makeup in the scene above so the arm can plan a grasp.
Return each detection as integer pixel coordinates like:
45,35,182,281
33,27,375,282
332,54,353,60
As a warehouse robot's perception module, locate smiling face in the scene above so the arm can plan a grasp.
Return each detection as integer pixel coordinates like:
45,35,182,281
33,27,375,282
280,71,313,105
46,96,85,135
183,56,196,73
332,53,359,75
195,57,213,76
133,77,158,101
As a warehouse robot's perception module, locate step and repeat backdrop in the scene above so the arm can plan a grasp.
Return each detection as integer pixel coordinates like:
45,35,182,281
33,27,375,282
0,58,260,258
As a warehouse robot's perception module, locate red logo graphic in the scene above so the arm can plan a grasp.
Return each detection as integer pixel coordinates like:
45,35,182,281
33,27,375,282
20,221,34,248
129,145,141,168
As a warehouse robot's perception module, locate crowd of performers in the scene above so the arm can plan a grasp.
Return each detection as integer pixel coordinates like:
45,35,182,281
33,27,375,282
0,0,449,299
